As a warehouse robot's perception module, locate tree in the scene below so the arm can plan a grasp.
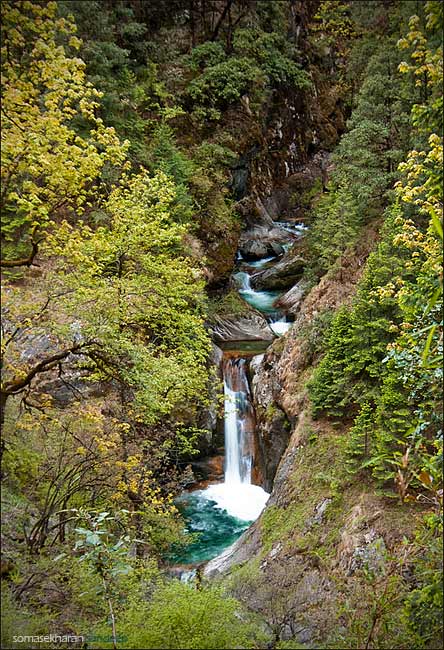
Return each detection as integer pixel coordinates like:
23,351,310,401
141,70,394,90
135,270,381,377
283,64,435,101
46,170,211,425
345,401,374,473
0,1,127,264
2,170,210,424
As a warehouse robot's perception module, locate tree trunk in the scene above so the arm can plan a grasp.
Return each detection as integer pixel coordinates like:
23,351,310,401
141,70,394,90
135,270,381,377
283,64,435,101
0,391,7,428
190,0,196,48
211,0,234,41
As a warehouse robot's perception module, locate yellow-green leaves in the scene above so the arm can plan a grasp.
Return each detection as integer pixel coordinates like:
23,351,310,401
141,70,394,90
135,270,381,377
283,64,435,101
1,0,128,243
44,170,211,426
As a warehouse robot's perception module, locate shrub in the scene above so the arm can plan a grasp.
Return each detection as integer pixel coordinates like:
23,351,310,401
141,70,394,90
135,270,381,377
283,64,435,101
110,581,264,649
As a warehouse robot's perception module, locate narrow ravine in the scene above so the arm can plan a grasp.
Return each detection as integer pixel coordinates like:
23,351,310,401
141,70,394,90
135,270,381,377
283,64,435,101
171,219,306,570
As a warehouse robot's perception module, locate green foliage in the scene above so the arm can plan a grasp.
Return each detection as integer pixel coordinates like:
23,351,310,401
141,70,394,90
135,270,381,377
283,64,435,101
148,122,196,223
59,0,154,162
403,514,443,648
310,0,355,51
306,31,413,277
397,1,443,137
308,0,443,509
233,29,311,88
43,170,211,425
308,306,358,418
187,56,266,121
206,289,252,322
184,23,310,122
0,0,127,252
106,581,264,650
345,401,375,473
1,582,52,649
186,41,226,71
73,509,139,648
307,185,360,274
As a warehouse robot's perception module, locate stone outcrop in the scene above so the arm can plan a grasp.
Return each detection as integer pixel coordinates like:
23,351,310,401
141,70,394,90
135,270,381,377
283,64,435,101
251,253,305,290
235,195,276,229
211,315,275,345
274,280,309,314
239,238,285,261
249,353,292,492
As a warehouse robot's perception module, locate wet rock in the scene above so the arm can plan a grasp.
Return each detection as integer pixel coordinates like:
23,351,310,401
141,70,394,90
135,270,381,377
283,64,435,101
190,454,225,485
203,520,262,578
239,238,285,261
240,240,270,260
250,353,292,492
240,224,292,247
274,280,309,314
230,144,261,201
249,354,265,379
235,195,275,229
211,315,275,345
269,241,286,257
251,254,305,290
254,406,291,493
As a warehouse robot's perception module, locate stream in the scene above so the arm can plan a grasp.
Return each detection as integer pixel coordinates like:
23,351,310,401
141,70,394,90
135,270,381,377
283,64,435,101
169,219,306,571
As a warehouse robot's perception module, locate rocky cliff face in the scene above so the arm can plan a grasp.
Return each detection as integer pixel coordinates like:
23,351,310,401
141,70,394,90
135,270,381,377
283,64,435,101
203,0,348,287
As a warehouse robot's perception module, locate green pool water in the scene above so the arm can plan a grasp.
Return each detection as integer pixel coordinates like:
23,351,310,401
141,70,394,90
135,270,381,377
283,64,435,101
169,492,251,565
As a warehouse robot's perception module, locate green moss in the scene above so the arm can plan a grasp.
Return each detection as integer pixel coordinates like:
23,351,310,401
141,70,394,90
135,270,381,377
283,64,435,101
265,403,278,420
206,289,253,322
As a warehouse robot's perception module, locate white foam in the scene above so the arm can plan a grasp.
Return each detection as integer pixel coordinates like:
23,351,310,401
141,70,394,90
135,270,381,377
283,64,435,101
269,320,292,336
199,482,270,521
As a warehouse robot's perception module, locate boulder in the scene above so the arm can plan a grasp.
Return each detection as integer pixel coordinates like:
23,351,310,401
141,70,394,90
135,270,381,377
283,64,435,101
269,241,286,257
211,315,275,345
240,240,270,260
240,238,285,261
274,280,309,314
235,195,275,229
251,254,305,291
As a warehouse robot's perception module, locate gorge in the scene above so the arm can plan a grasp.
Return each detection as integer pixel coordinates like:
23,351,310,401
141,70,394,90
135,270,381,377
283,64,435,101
1,1,442,649
173,216,305,569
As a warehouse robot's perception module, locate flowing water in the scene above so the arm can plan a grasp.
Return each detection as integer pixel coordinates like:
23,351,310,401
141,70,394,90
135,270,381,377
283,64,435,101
233,271,293,335
233,271,282,315
171,221,305,567
172,358,269,565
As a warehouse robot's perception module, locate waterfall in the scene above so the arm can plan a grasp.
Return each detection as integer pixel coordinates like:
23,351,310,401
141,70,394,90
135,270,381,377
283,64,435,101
223,358,254,485
234,271,252,291
202,356,269,521
173,210,307,563
269,316,292,336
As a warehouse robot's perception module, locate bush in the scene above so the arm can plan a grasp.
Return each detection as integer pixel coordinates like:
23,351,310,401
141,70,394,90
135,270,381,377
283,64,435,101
105,581,265,649
188,57,266,118
233,29,311,88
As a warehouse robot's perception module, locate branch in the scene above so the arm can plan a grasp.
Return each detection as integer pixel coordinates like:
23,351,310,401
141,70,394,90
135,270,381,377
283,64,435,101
1,106,26,133
1,341,94,397
1,225,43,268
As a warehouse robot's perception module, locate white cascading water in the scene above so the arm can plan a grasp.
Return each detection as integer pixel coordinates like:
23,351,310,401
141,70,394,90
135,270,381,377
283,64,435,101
233,271,292,336
269,318,292,336
202,357,269,521
233,271,281,315
223,358,253,484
